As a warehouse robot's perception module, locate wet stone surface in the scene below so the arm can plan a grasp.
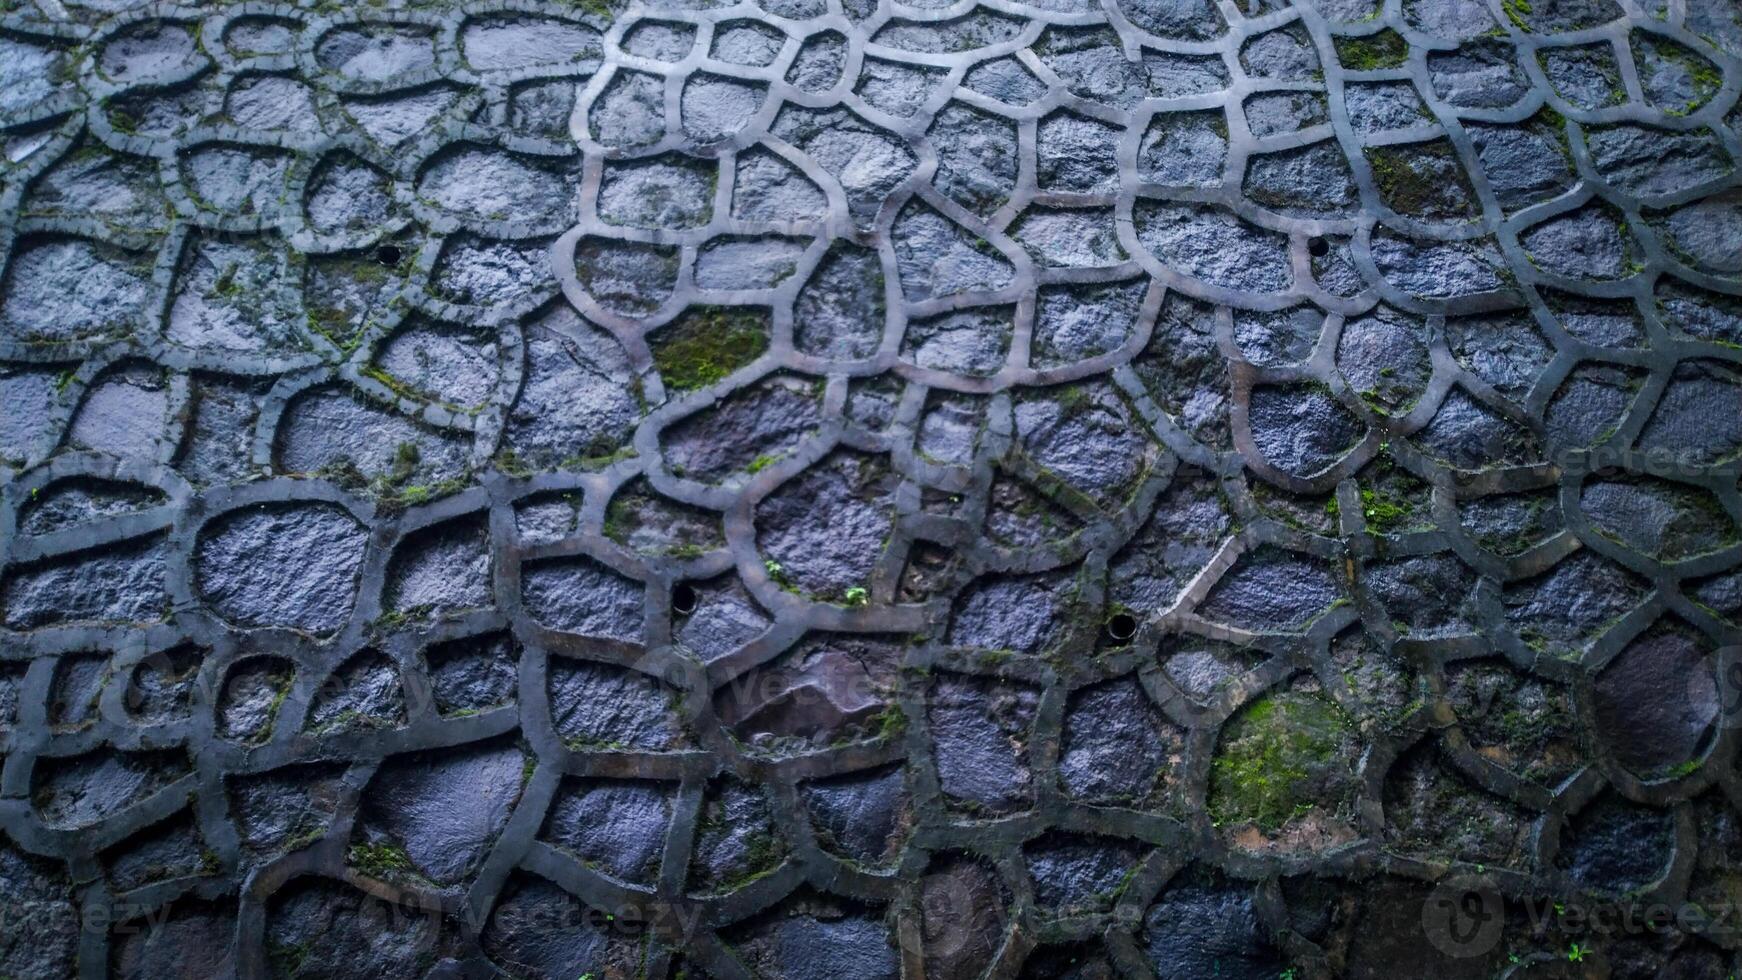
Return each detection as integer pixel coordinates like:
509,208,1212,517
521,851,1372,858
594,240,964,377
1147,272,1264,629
0,0,1740,977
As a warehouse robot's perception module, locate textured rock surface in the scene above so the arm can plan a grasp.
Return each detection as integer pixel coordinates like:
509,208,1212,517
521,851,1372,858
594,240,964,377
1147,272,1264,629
1,0,1741,977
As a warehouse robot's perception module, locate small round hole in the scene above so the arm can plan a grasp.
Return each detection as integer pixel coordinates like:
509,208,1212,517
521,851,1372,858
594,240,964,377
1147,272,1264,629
1106,612,1138,643
1308,237,1330,258
671,582,699,615
374,244,403,267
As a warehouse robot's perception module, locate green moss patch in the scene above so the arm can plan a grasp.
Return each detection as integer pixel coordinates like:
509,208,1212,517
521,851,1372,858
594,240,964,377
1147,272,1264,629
347,840,415,879
1335,30,1409,71
1364,141,1477,219
650,306,770,393
1209,690,1354,833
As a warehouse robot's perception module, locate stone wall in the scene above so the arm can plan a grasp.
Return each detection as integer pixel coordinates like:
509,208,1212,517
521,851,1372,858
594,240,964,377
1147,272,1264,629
2,0,1742,976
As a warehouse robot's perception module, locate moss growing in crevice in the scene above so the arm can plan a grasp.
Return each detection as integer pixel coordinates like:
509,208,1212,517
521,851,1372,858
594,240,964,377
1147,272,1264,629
1334,30,1409,71
1364,142,1478,220
347,840,415,879
1358,487,1412,533
1209,690,1353,833
649,306,770,393
1501,0,1533,31
1354,454,1431,535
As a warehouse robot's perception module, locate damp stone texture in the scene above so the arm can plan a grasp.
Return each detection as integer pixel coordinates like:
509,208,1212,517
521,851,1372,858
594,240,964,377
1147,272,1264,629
2,0,1742,976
